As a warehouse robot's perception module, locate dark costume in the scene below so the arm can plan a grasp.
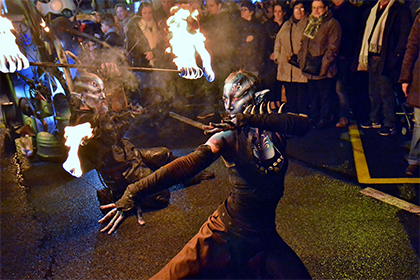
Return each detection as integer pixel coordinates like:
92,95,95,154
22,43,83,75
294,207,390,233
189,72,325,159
102,71,311,279
149,113,311,279
114,112,311,279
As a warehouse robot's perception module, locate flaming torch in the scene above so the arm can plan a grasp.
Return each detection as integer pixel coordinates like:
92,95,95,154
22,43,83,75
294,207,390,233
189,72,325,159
62,122,93,177
0,16,30,73
165,7,214,82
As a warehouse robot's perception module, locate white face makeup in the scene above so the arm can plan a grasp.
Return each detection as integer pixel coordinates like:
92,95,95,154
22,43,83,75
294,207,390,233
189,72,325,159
222,82,253,117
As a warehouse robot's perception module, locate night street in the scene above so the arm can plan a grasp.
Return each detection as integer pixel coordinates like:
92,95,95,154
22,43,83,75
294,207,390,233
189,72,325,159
1,118,419,279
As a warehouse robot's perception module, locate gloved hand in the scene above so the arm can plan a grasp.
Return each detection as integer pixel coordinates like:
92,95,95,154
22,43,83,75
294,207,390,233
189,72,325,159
98,188,145,234
98,204,145,234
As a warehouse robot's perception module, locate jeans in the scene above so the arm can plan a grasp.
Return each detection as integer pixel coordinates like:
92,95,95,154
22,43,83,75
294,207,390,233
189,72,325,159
408,107,420,166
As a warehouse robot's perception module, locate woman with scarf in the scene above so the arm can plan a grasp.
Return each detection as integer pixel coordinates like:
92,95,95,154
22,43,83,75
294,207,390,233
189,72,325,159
297,0,341,129
125,2,164,69
125,2,168,103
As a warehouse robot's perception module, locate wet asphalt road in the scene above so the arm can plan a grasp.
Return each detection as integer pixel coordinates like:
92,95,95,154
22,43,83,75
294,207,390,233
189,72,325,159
1,121,419,280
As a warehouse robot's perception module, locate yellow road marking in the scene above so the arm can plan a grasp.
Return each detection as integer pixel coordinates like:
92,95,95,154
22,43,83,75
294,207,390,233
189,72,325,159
360,187,420,216
348,124,420,184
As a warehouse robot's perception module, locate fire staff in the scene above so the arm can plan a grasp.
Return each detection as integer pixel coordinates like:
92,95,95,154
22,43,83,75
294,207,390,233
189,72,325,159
99,71,312,279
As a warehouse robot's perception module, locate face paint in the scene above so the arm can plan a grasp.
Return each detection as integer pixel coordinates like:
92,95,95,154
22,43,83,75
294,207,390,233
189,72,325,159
222,82,254,117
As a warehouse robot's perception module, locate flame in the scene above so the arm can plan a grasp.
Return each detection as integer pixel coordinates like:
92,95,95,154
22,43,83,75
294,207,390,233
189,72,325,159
40,19,50,32
166,7,214,82
62,123,93,177
0,16,30,73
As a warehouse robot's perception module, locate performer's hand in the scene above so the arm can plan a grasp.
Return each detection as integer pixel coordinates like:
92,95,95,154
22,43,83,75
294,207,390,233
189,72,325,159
203,120,236,135
99,203,126,234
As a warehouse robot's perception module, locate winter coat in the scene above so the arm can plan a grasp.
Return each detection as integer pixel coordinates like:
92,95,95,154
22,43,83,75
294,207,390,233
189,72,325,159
102,27,124,47
273,16,308,83
237,17,267,76
399,13,420,109
297,11,341,80
353,1,412,82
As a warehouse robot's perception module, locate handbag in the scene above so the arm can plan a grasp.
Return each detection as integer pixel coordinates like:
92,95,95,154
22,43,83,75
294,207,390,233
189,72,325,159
302,53,323,75
288,54,300,68
287,26,300,68
302,38,323,75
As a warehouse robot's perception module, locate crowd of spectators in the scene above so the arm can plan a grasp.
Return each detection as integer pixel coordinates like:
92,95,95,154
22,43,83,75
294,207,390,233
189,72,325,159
73,0,419,176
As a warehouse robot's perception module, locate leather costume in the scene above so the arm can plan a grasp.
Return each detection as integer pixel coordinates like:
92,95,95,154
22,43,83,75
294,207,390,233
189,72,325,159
117,112,312,279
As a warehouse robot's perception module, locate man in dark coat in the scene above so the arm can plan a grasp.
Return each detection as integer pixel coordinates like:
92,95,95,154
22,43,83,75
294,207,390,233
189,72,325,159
356,0,412,136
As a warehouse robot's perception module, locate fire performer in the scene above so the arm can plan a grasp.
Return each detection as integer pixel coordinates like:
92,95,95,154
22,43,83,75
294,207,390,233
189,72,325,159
68,65,214,222
99,70,312,279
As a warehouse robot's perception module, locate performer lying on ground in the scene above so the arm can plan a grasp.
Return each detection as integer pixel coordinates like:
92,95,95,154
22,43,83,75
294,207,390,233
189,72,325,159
69,66,214,222
99,70,312,279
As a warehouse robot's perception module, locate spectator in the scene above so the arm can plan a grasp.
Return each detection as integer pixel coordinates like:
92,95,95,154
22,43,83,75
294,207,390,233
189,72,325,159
154,0,176,26
331,0,363,128
399,13,420,176
125,2,170,104
297,0,341,128
357,0,412,136
274,1,309,114
261,2,288,102
126,2,162,68
237,1,267,79
115,3,133,41
91,11,104,38
100,14,124,47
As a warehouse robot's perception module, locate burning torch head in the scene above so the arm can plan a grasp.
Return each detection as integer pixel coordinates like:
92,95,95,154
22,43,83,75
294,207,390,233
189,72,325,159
71,73,108,116
222,71,260,118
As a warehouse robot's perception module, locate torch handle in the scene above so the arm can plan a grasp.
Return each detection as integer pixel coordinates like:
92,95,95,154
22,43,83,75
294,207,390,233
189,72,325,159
29,62,179,72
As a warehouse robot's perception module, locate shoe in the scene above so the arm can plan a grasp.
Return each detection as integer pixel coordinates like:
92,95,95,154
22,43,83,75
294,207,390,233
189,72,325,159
378,126,396,136
405,164,419,176
335,117,348,128
360,121,381,129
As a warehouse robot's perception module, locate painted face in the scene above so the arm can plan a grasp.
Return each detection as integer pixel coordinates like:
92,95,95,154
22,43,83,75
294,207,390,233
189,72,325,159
222,82,253,117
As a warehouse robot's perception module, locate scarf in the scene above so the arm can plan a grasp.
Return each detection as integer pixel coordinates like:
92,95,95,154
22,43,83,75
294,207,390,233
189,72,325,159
357,0,395,71
303,11,328,39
